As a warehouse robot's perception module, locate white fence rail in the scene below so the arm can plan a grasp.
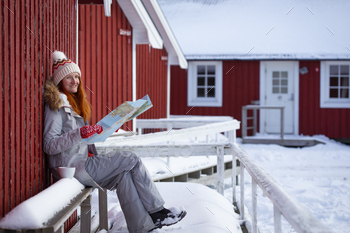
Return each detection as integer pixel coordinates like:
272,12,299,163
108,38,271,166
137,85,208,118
95,118,330,233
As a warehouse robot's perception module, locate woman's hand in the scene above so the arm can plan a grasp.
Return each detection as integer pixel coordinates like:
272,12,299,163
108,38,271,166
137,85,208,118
80,125,103,139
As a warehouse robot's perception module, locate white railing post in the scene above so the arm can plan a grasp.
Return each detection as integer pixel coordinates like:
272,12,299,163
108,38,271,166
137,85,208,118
252,179,258,233
99,189,108,231
280,108,284,140
138,127,142,135
274,204,282,233
232,153,236,204
217,146,225,195
240,164,245,219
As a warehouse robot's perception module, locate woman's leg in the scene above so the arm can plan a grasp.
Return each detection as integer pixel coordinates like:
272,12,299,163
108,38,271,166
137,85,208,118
85,151,165,231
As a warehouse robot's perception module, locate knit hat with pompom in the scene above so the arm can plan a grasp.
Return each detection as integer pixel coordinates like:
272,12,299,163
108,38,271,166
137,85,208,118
51,51,81,86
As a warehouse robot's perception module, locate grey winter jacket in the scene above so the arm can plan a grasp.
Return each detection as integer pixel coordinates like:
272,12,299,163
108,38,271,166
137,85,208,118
43,79,98,187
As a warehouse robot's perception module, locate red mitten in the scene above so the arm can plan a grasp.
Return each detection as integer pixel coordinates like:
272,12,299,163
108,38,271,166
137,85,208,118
80,125,103,139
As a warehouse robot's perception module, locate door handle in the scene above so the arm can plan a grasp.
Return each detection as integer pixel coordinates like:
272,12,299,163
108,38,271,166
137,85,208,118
288,93,294,101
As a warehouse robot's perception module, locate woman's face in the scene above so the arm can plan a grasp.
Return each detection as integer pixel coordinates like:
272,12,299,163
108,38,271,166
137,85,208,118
62,72,80,94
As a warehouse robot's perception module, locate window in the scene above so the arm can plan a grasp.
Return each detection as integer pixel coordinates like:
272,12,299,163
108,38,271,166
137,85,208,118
272,71,288,94
188,61,223,107
320,61,350,108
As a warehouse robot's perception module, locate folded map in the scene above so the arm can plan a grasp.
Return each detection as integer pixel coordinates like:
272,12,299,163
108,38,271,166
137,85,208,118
83,94,152,143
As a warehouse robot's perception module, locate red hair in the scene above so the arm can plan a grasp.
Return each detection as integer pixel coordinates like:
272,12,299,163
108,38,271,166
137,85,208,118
58,76,91,122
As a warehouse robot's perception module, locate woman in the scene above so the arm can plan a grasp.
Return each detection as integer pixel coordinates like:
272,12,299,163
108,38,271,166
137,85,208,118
43,51,186,233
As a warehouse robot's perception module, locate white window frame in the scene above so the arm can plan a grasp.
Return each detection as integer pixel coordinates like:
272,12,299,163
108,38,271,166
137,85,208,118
320,61,350,108
187,61,223,107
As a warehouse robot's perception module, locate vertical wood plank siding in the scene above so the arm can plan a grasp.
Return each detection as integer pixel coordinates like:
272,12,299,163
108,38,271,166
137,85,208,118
79,3,133,131
137,45,168,120
299,61,350,138
170,61,260,137
1,0,77,226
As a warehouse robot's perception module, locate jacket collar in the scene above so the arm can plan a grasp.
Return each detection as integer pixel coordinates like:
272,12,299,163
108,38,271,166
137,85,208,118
43,79,82,118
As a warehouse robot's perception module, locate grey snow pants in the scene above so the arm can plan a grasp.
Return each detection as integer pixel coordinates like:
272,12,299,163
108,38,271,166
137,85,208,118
85,151,165,233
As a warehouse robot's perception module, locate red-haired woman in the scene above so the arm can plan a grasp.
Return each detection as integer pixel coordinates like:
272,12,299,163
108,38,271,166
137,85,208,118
43,51,186,233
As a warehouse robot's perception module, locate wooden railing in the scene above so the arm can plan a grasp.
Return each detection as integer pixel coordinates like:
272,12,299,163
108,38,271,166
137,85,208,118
95,118,329,233
242,105,285,139
95,141,329,233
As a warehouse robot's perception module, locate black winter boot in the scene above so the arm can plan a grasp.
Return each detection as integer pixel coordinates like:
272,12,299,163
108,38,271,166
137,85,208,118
149,208,187,232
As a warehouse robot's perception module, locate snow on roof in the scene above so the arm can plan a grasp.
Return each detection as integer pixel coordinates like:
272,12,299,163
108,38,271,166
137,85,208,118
158,0,350,60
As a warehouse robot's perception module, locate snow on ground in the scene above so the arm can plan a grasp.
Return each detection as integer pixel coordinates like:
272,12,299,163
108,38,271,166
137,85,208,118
94,134,349,232
224,135,350,233
91,183,242,233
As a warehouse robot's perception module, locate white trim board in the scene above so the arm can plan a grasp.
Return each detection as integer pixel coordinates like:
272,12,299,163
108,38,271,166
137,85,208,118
117,0,163,49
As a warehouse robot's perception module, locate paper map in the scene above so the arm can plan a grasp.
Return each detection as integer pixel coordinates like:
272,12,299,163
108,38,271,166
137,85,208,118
83,94,152,143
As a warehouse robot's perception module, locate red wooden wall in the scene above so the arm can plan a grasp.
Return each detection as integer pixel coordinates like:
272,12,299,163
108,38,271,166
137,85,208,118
299,61,350,139
137,45,168,119
170,61,260,137
79,3,133,130
0,0,77,224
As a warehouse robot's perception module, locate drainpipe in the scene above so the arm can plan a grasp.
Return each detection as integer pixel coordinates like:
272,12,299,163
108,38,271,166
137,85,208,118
132,29,137,131
76,0,79,63
167,60,170,118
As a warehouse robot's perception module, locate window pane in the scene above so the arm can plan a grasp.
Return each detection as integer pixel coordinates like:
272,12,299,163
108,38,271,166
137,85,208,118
340,65,349,75
197,77,205,86
340,77,349,87
329,88,338,98
208,77,215,86
273,79,279,85
281,79,288,85
330,65,338,75
340,88,349,98
281,87,288,93
281,71,288,78
197,88,205,97
273,87,279,93
197,66,205,75
207,88,215,97
273,71,279,78
330,77,339,87
207,65,215,75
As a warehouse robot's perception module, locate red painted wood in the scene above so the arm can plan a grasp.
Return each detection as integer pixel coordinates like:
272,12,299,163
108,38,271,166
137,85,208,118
1,2,78,230
299,61,350,138
137,45,168,120
170,61,260,137
79,2,133,133
0,0,3,218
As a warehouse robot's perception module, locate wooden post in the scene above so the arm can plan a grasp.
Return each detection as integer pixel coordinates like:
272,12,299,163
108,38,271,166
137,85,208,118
216,146,225,195
232,153,236,204
242,107,247,138
281,107,284,140
252,179,258,233
99,189,109,231
274,204,282,233
240,165,245,219
80,194,92,233
253,109,257,136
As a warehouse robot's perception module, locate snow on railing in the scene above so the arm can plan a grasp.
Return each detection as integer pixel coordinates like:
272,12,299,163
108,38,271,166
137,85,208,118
230,143,330,233
95,119,330,233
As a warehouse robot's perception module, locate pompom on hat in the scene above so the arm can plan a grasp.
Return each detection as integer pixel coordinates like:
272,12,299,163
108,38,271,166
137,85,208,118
51,51,81,86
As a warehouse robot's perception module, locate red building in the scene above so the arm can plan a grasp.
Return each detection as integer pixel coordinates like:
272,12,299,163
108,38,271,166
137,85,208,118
159,0,350,142
1,0,187,230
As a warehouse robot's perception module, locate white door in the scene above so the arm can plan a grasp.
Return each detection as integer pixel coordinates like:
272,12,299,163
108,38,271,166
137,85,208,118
264,61,295,134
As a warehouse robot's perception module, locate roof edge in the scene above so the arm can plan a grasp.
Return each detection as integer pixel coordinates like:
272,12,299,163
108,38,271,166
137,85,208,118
142,0,188,69
185,54,350,61
117,0,163,49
